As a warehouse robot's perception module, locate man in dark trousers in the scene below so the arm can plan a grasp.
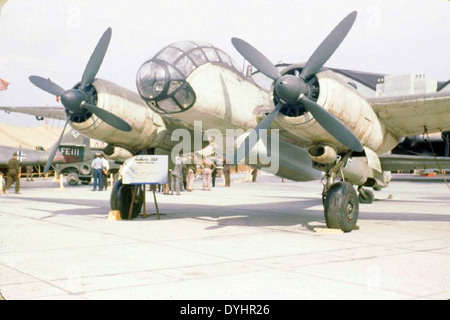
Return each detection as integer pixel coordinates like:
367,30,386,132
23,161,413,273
4,152,21,194
91,153,104,191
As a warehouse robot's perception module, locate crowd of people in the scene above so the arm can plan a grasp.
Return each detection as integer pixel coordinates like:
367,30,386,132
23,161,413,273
1,151,258,195
165,154,232,196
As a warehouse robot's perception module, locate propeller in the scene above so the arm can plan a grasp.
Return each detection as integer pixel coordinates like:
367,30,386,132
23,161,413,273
29,28,132,173
43,119,70,174
231,11,363,163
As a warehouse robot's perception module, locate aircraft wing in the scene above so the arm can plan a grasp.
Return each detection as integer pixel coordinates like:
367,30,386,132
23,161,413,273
370,91,450,137
379,154,450,171
0,106,66,120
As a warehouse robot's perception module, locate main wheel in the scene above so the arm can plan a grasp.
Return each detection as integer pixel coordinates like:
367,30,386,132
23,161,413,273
110,180,144,220
324,182,359,232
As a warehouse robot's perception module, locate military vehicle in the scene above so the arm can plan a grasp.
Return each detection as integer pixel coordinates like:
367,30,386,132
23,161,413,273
55,133,121,186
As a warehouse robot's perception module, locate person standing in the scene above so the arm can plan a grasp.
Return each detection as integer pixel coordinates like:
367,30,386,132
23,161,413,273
91,153,104,191
202,157,216,191
252,168,258,182
223,159,231,187
4,152,21,194
100,154,109,191
186,156,196,191
26,166,34,181
170,162,181,195
211,157,218,188
186,163,197,191
181,160,187,191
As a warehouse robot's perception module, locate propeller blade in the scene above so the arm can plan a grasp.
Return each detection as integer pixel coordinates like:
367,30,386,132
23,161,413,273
83,103,132,132
29,76,65,96
232,38,281,81
300,96,363,152
234,103,283,164
43,119,70,174
301,11,357,79
81,28,112,88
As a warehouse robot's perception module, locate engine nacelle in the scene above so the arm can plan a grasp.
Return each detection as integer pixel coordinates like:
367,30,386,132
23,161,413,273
70,79,168,153
272,66,399,154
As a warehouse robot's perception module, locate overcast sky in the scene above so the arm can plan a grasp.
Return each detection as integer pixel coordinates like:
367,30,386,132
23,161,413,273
1,0,450,126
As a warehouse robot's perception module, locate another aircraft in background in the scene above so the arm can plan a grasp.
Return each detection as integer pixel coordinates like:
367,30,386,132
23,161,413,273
0,145,65,172
3,11,450,231
0,129,121,186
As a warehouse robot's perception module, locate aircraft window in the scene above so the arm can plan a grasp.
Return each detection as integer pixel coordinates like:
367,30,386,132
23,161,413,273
217,50,232,66
156,47,184,64
230,59,241,72
175,55,196,77
171,41,198,52
196,41,212,47
189,49,208,66
158,99,181,113
203,48,220,62
167,64,185,81
173,83,196,108
136,61,166,99
168,81,183,95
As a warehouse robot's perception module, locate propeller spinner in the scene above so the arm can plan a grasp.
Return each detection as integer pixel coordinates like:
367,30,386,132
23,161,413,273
29,28,132,173
232,11,363,164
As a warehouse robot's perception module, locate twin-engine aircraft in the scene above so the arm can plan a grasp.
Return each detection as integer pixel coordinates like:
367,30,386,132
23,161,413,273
5,11,450,231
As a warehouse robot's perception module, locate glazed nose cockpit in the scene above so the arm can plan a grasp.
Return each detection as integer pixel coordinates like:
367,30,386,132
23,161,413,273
136,41,240,114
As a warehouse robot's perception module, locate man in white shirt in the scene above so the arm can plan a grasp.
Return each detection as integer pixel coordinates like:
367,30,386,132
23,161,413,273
91,153,104,191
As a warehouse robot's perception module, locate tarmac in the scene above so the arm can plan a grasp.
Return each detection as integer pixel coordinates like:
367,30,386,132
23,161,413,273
0,173,449,300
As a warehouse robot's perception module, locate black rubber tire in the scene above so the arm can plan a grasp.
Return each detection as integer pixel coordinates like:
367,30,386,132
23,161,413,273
80,178,91,185
67,172,80,186
79,164,91,176
359,189,375,204
110,180,144,220
324,182,359,232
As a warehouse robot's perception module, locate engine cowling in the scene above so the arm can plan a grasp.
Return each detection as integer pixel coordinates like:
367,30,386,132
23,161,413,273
70,79,168,153
272,65,399,154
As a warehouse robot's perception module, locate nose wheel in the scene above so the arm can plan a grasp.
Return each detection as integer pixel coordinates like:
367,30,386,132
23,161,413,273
110,180,144,219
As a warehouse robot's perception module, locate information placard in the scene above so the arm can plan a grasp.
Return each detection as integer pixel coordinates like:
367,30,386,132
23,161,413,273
122,155,168,185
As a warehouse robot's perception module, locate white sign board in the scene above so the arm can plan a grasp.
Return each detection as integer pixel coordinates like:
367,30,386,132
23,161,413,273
122,155,168,185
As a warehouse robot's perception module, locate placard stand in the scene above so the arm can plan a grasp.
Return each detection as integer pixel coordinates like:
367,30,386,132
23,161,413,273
140,185,166,220
126,184,166,220
121,155,169,221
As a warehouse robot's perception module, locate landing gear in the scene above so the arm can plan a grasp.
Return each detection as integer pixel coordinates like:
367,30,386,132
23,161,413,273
110,180,144,219
321,151,359,232
324,182,359,232
358,186,374,204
